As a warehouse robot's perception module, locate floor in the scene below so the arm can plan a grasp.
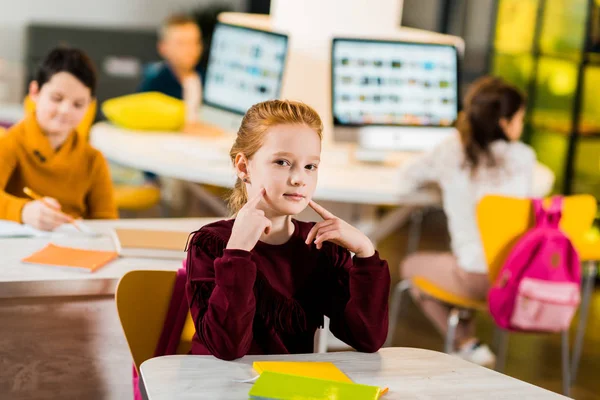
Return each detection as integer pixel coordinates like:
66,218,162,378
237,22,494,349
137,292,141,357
380,209,600,400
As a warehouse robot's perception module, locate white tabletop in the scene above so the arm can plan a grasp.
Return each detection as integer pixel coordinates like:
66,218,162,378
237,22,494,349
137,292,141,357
0,103,24,125
90,123,555,206
140,348,566,399
90,123,441,206
0,218,216,298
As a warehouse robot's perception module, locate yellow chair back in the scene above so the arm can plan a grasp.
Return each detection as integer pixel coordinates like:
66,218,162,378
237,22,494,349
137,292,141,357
477,195,597,282
24,95,97,141
115,270,196,372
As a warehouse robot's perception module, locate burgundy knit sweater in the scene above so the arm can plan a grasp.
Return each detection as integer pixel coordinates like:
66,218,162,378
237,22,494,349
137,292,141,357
185,218,390,360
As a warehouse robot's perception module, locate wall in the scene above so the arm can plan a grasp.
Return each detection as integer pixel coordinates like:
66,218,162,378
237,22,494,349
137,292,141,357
401,0,496,89
401,0,444,32
0,0,246,102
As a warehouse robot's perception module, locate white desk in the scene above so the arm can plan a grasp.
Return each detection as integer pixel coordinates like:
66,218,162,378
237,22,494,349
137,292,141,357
0,218,214,298
140,348,567,399
0,218,216,400
90,122,437,206
0,103,24,126
90,123,555,244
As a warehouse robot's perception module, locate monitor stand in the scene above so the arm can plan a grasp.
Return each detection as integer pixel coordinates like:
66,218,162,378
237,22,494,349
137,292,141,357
199,106,244,133
347,126,454,164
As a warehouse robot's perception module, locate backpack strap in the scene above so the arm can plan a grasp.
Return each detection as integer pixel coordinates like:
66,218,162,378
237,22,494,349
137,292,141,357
533,196,563,228
153,266,189,357
533,198,547,227
547,196,564,228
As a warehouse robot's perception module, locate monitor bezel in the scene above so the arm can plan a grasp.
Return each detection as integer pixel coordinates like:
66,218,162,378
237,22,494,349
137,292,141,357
331,37,460,128
203,22,290,116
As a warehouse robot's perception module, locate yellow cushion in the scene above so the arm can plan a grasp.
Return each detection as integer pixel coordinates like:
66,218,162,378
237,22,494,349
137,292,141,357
412,276,487,311
114,185,161,211
102,92,185,131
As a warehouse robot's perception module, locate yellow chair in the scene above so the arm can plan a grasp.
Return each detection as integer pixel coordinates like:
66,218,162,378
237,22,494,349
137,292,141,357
386,195,597,396
113,185,162,212
570,225,600,384
25,96,162,214
115,270,196,373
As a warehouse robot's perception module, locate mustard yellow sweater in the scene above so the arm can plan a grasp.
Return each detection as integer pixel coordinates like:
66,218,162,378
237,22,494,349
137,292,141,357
0,112,118,222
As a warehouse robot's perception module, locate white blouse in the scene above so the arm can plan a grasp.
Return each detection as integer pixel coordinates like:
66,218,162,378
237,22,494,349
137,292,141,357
397,132,536,273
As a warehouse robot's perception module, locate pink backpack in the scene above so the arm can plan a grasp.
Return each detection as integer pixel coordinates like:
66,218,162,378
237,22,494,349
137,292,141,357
488,197,581,332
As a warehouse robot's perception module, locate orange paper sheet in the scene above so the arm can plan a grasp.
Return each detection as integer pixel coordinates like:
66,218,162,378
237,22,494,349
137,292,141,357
22,244,118,272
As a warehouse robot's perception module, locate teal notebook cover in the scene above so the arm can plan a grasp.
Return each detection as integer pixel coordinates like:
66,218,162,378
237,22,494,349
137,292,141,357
248,371,381,400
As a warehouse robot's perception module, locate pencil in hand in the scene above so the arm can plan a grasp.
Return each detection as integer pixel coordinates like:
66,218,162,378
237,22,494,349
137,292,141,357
22,187,82,232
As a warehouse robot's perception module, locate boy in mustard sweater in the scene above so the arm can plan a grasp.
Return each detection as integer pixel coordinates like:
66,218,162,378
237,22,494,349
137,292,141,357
0,48,117,231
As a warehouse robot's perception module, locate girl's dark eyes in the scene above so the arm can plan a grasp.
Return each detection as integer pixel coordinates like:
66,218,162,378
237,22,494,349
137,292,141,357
274,160,319,171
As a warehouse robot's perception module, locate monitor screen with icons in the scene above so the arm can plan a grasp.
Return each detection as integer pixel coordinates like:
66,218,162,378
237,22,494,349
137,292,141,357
203,23,289,115
331,38,459,127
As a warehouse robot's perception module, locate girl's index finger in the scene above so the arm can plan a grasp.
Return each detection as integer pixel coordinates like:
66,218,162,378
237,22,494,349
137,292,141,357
246,188,266,209
309,200,335,220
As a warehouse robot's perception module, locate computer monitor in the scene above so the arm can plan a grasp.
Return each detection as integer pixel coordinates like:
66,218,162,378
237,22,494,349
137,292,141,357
331,37,459,152
201,22,289,131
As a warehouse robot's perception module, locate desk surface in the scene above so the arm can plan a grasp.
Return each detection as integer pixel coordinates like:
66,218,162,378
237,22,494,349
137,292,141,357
0,218,216,299
0,103,24,125
140,348,566,400
90,122,441,206
90,122,555,206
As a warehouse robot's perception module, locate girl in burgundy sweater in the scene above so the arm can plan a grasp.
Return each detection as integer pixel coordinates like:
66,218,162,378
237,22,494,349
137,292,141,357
186,100,390,360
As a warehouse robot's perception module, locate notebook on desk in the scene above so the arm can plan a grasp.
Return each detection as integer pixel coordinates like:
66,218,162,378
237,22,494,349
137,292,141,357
249,371,382,400
0,221,50,238
0,220,97,238
112,228,190,260
251,361,388,397
253,361,352,383
21,243,118,272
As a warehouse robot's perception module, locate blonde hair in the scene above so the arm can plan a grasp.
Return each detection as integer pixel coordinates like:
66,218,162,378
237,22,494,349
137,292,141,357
228,100,323,214
159,14,201,39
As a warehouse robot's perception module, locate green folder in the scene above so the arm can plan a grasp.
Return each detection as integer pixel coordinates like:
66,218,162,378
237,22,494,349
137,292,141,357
248,371,381,400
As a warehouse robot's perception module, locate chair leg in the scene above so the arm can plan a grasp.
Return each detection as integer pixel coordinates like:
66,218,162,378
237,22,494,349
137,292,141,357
139,372,149,400
406,209,424,254
561,330,571,397
494,328,509,373
314,316,330,354
384,279,412,347
445,308,460,354
571,261,597,384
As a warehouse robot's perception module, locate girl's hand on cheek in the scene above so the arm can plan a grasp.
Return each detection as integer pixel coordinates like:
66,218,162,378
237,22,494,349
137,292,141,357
305,200,375,258
227,188,272,252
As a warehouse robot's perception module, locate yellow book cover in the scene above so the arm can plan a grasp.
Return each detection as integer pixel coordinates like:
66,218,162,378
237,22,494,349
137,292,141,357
252,361,389,397
249,371,381,400
253,361,352,382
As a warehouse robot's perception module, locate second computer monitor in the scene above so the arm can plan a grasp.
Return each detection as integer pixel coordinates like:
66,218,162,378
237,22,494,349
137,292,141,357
203,22,289,118
332,37,459,151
